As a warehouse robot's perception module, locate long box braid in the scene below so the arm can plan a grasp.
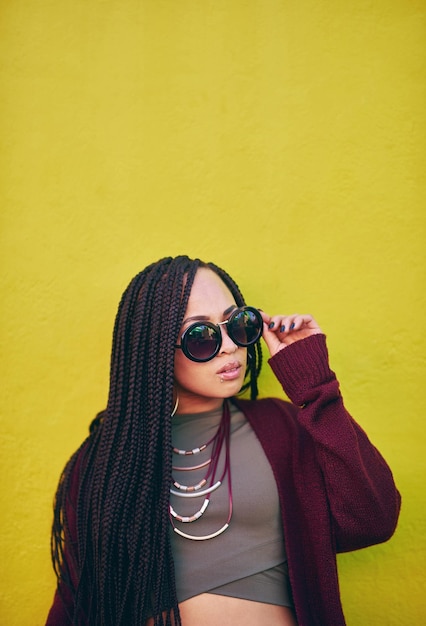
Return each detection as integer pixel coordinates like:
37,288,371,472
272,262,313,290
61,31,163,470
50,256,262,625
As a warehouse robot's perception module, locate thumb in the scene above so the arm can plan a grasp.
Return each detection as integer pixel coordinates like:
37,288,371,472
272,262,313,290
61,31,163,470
261,321,286,357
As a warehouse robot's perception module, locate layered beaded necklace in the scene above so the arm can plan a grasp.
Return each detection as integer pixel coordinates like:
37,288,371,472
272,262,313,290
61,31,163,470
169,401,233,541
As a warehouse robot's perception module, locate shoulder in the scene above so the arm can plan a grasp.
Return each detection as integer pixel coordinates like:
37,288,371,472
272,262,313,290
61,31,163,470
71,411,104,474
61,424,100,510
232,397,302,463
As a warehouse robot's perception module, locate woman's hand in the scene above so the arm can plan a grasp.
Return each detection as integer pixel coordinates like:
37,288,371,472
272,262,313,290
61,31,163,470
260,312,322,357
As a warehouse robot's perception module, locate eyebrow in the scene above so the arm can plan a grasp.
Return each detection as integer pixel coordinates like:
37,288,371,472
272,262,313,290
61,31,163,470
182,304,237,326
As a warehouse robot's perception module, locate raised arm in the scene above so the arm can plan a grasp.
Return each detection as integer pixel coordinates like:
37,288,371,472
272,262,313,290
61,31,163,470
262,314,401,550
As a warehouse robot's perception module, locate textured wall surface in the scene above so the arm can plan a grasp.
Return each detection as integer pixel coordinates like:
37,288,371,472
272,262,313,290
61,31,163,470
0,1,424,624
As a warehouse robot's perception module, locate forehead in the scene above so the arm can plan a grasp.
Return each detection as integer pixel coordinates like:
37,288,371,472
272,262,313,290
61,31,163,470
186,268,235,312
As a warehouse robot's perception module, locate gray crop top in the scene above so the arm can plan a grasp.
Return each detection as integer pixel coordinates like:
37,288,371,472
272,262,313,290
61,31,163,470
170,402,293,608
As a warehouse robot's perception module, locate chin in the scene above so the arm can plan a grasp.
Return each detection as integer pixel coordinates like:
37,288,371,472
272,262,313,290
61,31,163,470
220,379,245,396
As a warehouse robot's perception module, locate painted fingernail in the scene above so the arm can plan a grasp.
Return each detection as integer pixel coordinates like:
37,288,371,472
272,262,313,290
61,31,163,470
280,325,286,333
290,323,295,330
268,322,275,329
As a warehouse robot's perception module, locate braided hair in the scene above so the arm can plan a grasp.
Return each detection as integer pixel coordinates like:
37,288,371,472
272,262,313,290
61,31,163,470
50,256,262,625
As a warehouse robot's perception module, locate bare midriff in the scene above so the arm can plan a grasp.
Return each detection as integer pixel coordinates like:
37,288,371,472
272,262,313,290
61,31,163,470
146,593,298,625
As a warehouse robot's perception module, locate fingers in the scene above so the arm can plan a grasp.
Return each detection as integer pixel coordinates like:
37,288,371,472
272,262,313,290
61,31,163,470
266,314,321,335
259,311,322,356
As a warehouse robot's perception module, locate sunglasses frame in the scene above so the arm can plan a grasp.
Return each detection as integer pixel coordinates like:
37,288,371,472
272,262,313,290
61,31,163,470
175,306,263,363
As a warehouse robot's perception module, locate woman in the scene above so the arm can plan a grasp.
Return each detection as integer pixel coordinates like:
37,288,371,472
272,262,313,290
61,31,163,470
47,256,400,625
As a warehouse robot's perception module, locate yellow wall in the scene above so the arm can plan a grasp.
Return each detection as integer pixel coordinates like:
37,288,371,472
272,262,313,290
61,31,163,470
1,1,424,624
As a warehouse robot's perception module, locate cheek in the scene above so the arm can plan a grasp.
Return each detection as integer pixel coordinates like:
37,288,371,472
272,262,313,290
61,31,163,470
241,350,248,371
173,352,200,386
173,360,213,399
173,352,186,384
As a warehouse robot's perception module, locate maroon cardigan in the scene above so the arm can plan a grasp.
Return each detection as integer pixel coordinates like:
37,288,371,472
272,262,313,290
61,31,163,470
47,334,400,625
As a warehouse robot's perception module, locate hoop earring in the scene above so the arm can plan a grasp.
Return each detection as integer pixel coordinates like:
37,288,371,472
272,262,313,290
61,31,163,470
171,393,179,417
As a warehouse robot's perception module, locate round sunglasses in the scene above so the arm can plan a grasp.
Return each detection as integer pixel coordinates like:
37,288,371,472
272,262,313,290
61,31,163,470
175,306,263,362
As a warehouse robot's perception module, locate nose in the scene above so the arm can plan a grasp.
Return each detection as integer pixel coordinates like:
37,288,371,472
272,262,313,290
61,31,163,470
219,324,239,354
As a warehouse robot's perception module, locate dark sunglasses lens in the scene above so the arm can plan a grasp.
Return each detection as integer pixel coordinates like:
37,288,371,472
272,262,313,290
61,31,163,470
184,324,220,361
230,309,262,346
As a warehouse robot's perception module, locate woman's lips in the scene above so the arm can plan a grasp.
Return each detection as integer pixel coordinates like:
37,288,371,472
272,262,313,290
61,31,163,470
216,361,242,381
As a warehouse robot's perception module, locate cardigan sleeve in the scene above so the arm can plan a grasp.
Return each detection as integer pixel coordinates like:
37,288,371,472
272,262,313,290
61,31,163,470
268,334,401,552
46,586,74,626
